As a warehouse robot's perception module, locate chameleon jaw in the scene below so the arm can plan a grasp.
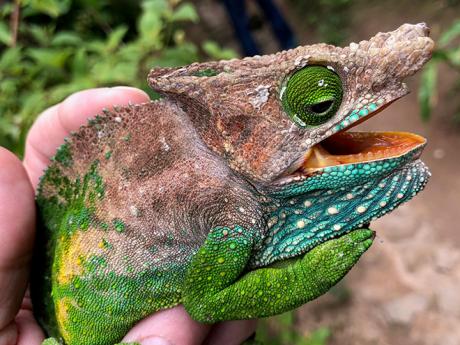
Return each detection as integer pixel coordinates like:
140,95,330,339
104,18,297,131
274,130,426,186
300,131,427,173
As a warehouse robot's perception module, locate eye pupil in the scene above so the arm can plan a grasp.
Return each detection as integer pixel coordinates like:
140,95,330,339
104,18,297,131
308,100,334,114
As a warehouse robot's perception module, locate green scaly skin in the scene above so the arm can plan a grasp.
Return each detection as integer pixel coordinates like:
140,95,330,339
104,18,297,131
31,24,434,344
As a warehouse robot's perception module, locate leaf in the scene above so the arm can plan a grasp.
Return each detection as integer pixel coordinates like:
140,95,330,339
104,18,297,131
71,48,88,77
447,46,460,66
138,2,164,42
28,0,71,17
95,60,138,84
202,40,238,60
106,26,128,52
51,31,83,46
171,3,199,23
28,24,54,46
19,91,48,127
0,3,14,17
0,22,12,46
0,116,20,140
28,48,72,68
142,0,168,13
439,19,460,47
86,40,107,54
431,49,450,62
0,47,22,70
0,79,17,95
150,43,198,67
74,0,109,11
418,61,438,122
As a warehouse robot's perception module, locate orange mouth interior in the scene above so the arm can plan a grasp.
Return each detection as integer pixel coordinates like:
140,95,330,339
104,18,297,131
300,131,426,172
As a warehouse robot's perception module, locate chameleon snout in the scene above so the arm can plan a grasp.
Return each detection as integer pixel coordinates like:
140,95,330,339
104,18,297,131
367,22,435,83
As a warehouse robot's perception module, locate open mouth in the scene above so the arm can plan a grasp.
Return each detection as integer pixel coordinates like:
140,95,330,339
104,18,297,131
296,97,428,176
295,131,426,176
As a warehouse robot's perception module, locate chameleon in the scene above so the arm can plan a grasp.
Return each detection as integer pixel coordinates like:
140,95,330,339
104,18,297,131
31,23,434,345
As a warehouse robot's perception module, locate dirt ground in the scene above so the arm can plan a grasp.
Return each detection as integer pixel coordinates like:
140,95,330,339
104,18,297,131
194,1,460,344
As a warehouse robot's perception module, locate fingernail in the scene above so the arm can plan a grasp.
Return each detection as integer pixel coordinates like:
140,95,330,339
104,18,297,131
139,336,173,345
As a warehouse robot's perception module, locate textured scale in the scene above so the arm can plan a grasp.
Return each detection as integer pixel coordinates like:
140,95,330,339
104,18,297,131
31,24,434,345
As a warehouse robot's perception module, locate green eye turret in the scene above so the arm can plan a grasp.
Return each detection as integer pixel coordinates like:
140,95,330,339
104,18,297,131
281,65,343,127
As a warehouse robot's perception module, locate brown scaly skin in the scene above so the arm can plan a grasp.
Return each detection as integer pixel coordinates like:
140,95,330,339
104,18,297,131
148,23,433,181
32,24,433,345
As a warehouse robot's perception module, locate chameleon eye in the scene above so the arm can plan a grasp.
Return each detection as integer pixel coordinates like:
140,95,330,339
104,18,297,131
282,65,343,127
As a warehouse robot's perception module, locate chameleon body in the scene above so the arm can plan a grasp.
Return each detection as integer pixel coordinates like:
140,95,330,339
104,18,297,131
31,24,433,345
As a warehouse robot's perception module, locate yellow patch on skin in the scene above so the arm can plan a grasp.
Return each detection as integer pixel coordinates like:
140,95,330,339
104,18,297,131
55,297,72,342
56,231,100,285
55,226,128,284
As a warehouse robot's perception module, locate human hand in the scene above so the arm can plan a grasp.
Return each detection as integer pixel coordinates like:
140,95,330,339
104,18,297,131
0,87,257,345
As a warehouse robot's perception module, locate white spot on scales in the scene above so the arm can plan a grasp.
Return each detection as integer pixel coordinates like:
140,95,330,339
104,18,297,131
159,137,171,152
356,206,367,214
296,220,306,229
327,207,339,215
250,85,271,109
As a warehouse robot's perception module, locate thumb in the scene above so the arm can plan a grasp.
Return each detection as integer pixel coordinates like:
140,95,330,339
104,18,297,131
0,148,36,339
122,305,210,345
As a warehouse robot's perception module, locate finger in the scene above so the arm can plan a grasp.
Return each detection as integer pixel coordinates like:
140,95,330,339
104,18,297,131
15,309,44,345
24,87,150,189
0,148,36,332
203,320,257,345
122,305,211,345
0,322,17,345
13,291,44,345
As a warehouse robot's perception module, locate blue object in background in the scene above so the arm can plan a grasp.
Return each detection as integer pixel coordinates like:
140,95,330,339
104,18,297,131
221,0,297,56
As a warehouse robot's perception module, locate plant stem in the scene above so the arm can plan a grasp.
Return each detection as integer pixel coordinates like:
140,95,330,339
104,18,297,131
10,0,20,47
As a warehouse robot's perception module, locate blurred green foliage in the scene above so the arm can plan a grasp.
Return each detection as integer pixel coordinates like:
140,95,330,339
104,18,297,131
288,0,351,45
0,0,236,156
418,19,460,122
256,311,330,345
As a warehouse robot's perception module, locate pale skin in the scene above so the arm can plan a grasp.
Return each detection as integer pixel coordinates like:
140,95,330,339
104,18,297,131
0,87,257,345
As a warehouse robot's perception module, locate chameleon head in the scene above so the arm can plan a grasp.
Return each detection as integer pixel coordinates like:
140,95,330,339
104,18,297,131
149,23,434,266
